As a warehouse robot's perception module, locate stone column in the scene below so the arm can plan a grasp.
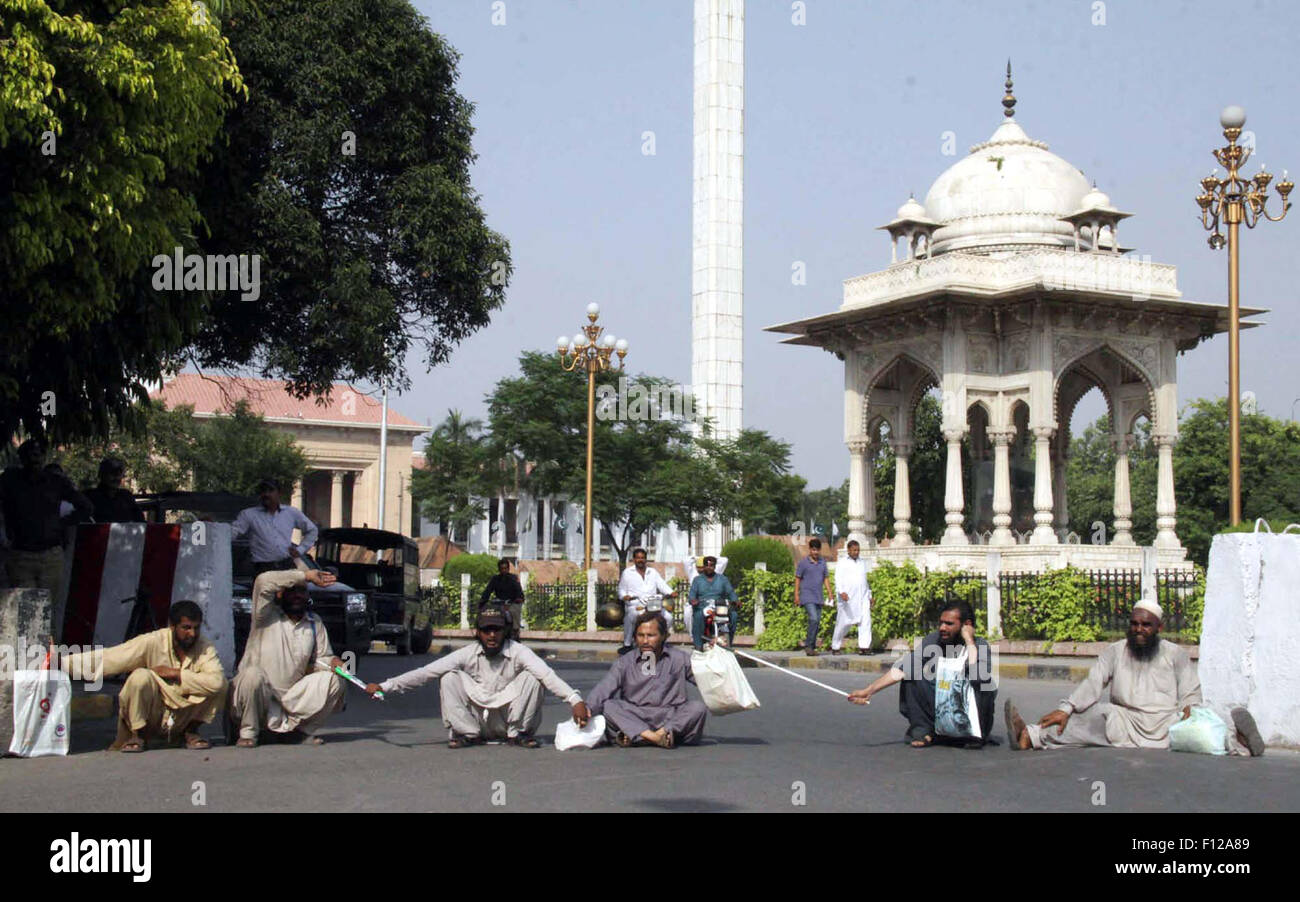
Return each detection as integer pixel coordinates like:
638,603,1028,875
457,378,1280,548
1153,434,1180,550
1053,440,1070,541
291,477,304,511
941,430,968,545
1031,427,1058,544
542,497,553,561
890,438,913,546
846,439,869,545
863,440,877,547
1111,434,1135,546
989,428,1015,546
329,471,345,529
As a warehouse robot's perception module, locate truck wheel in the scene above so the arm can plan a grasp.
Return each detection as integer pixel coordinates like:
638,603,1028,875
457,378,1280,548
411,625,433,655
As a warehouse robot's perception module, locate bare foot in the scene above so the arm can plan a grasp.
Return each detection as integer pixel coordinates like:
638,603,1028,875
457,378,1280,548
236,737,257,749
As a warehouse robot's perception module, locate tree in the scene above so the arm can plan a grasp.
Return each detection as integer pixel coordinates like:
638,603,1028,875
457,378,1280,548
52,399,307,497
874,394,948,542
410,410,490,543
799,480,848,540
486,352,718,567
191,0,511,400
186,400,308,495
705,430,805,535
0,0,243,443
1066,398,1300,565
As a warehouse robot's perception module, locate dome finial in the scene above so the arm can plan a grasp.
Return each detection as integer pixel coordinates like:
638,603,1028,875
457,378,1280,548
1003,59,1016,118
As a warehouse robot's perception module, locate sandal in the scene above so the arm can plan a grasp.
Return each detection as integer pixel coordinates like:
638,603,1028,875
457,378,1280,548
616,732,633,748
509,734,541,748
184,732,211,750
236,737,257,748
909,734,934,749
448,734,480,749
120,738,145,753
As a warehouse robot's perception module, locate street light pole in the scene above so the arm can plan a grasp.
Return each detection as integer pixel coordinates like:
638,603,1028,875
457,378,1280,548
557,303,628,571
1196,105,1292,526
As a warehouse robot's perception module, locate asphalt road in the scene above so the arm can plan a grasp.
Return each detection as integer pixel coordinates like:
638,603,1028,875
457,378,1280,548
2,651,1296,813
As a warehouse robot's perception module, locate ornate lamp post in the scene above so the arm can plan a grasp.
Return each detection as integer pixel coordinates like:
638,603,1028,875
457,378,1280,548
556,303,628,571
1196,105,1292,526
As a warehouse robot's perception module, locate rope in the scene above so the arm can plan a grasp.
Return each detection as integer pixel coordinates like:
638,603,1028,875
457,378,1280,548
731,649,856,700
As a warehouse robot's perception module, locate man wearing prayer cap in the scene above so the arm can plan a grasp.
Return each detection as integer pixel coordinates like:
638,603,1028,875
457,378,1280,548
365,605,590,748
1004,600,1264,756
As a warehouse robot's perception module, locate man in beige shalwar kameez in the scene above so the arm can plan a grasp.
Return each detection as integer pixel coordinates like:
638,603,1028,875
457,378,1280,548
229,568,345,748
61,600,226,752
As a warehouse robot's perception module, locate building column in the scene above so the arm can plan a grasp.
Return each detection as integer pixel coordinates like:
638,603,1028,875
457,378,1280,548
1031,427,1058,544
1111,434,1135,546
542,497,553,561
846,439,869,545
863,441,877,547
329,471,345,529
291,478,304,511
1153,434,1180,550
890,438,913,547
941,430,968,545
1053,439,1070,541
990,428,1015,546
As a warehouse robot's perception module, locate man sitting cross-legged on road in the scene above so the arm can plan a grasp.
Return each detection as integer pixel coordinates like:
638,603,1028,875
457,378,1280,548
586,610,708,749
366,605,591,748
229,569,346,748
847,601,996,749
60,600,226,752
1004,599,1265,756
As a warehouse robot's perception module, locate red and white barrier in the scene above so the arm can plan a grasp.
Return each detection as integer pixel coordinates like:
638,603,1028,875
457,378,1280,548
57,523,236,675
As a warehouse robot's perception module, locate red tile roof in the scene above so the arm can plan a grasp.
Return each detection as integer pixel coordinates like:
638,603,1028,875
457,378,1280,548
152,374,425,430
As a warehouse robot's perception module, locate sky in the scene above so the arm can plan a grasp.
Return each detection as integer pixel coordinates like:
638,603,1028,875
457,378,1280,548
387,0,1300,490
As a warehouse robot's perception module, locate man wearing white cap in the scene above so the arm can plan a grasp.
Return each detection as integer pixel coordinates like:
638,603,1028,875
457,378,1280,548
1003,600,1263,756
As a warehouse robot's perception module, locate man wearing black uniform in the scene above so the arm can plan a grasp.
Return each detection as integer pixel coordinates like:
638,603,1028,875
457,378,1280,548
480,558,525,640
84,457,144,523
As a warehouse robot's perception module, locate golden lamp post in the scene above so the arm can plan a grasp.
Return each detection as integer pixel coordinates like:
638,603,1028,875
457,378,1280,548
1196,105,1292,526
556,303,628,571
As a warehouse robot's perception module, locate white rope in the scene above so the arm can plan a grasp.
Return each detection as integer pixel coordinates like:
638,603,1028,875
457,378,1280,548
732,649,856,700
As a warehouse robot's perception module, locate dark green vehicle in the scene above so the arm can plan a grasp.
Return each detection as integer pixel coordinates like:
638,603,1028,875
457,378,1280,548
313,528,431,655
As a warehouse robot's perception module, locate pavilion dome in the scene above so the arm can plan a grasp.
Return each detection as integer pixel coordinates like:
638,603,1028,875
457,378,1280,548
921,117,1093,256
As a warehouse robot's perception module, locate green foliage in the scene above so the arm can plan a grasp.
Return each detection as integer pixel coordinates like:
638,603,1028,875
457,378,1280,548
703,430,805,535
721,536,794,575
53,399,306,496
1172,565,1206,644
0,0,243,443
1067,399,1300,566
862,562,987,644
187,400,308,495
1001,566,1101,642
798,480,848,541
410,410,490,543
1218,519,1299,535
441,552,501,607
192,0,511,399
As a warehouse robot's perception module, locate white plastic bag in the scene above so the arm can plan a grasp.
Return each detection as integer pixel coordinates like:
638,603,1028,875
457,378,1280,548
1169,707,1229,755
9,668,72,758
690,645,760,715
934,651,981,740
554,714,606,751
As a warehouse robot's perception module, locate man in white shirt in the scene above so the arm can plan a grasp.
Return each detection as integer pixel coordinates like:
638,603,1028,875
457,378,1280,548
230,478,318,577
367,605,590,748
832,540,872,655
617,547,676,654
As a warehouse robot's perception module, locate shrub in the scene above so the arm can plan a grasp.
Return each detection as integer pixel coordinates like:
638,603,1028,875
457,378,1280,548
1001,566,1100,643
1218,518,1298,535
721,536,794,575
441,553,501,605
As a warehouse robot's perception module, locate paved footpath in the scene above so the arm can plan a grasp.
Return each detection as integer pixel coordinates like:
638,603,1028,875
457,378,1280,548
3,650,1296,813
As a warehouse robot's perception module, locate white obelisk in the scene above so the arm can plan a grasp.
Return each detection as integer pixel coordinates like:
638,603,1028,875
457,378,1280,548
692,0,744,556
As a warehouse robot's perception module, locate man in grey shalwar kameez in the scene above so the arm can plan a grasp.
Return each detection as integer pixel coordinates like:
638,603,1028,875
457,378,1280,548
1005,600,1264,756
586,610,707,748
368,606,591,748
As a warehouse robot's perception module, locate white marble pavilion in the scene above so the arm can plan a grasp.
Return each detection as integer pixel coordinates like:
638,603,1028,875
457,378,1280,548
768,70,1260,572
